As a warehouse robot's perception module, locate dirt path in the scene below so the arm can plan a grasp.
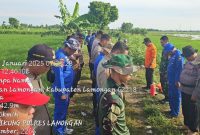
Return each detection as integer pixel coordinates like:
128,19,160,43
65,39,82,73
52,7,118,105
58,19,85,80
68,50,153,135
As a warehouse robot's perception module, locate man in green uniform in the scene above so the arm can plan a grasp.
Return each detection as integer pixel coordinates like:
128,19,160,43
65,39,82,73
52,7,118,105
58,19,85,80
97,54,136,135
159,36,172,104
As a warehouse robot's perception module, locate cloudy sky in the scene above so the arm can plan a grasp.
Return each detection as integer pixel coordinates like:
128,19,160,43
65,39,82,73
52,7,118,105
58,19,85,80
0,0,200,30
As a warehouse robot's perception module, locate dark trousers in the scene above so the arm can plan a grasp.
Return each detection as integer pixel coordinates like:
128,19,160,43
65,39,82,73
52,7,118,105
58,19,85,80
182,92,199,132
89,62,93,80
160,73,169,100
74,63,84,86
87,45,91,58
89,62,97,115
145,68,154,89
70,63,84,98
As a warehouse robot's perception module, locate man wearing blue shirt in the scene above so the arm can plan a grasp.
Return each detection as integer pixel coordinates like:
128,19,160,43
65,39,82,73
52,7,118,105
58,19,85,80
88,33,96,57
164,44,184,117
86,31,92,57
52,38,80,135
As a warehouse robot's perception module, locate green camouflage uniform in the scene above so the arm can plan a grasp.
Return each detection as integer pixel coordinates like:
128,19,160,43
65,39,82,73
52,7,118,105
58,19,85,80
97,54,137,135
159,50,169,99
98,77,130,135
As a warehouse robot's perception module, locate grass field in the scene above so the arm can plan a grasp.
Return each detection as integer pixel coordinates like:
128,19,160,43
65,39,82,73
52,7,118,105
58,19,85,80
0,32,200,135
148,31,200,51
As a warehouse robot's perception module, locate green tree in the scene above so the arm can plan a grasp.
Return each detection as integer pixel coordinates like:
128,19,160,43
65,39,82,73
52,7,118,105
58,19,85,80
140,28,148,36
8,17,20,28
121,22,133,33
2,21,6,28
131,28,148,35
88,1,118,29
20,23,28,28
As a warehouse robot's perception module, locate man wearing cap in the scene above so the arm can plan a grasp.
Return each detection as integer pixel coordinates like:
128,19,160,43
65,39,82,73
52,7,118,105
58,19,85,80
95,42,131,135
143,38,157,90
70,33,85,97
96,41,129,89
97,54,136,135
164,44,184,117
159,36,172,104
93,43,113,135
52,38,80,135
179,46,199,134
23,44,57,135
67,33,82,99
0,69,50,135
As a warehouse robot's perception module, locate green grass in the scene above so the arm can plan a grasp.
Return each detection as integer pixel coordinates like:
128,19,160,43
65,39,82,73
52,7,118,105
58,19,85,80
1,32,199,134
142,96,186,135
0,34,65,69
0,27,58,32
147,31,200,51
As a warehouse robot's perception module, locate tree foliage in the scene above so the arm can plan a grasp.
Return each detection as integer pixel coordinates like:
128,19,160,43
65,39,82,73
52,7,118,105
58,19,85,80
8,17,20,28
120,22,147,35
88,1,118,29
121,22,133,33
2,21,6,28
55,0,119,32
131,28,147,35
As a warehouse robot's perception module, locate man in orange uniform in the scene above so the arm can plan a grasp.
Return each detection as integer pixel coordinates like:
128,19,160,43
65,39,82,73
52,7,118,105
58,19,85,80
143,38,157,90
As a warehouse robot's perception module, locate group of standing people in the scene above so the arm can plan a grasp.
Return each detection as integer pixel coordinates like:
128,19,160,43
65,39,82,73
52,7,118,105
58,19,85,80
1,31,200,135
143,35,200,135
85,30,137,135
0,30,136,135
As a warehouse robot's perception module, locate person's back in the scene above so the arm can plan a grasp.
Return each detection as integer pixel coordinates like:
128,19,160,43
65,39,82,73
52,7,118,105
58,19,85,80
167,49,184,83
159,43,173,73
180,61,198,95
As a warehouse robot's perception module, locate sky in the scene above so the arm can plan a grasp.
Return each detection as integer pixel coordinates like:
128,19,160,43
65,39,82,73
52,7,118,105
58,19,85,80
0,0,200,30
